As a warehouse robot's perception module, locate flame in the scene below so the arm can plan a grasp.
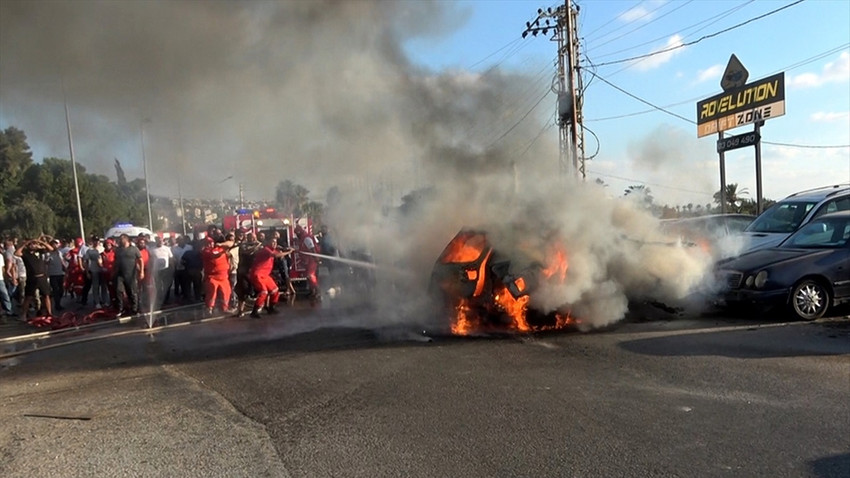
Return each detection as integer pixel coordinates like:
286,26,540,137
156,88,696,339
451,299,476,335
440,232,488,263
494,283,530,332
447,236,577,336
542,243,568,282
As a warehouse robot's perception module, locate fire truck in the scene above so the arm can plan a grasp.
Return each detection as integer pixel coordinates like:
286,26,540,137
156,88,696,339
222,208,318,296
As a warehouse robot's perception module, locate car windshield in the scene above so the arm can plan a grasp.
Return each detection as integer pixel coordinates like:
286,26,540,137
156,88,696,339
780,217,850,249
745,201,817,233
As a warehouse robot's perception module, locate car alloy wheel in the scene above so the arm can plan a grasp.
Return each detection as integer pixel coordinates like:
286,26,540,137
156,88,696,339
791,279,829,321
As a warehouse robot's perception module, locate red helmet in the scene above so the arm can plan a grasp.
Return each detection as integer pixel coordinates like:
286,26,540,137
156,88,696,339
74,237,84,247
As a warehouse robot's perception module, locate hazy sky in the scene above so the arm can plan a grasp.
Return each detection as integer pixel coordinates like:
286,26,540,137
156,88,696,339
1,0,848,206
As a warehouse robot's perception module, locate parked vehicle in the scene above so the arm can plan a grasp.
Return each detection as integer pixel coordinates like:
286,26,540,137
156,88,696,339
742,184,850,252
716,211,850,320
661,213,754,258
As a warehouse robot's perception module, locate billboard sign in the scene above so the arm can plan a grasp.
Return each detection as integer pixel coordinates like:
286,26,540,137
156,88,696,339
696,72,785,138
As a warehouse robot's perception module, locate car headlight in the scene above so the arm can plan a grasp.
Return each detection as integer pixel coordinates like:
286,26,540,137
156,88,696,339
745,275,754,288
754,270,768,289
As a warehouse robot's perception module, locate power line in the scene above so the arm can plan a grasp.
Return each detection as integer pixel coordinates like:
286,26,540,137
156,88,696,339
588,1,755,59
586,169,715,197
762,141,850,149
588,71,694,124
582,0,643,39
586,44,850,122
590,1,694,52
589,71,850,150
586,0,668,43
592,0,807,68
486,88,551,148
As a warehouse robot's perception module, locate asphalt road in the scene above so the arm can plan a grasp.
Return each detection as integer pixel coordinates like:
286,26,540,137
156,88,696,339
1,305,848,478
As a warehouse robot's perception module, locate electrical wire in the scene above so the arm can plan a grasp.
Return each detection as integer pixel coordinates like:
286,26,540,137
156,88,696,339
582,0,644,39
586,169,715,197
590,1,694,52
592,0,807,68
581,124,601,160
588,70,850,149
586,0,668,43
586,44,850,122
588,1,755,59
486,88,551,148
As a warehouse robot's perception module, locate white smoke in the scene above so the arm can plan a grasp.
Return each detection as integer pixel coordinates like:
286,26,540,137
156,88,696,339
0,0,715,330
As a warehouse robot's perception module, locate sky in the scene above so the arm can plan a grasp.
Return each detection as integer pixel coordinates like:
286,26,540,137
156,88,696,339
1,0,847,207
405,0,850,206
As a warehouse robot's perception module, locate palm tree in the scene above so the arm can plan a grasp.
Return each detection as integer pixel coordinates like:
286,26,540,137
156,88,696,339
275,180,310,216
713,183,749,212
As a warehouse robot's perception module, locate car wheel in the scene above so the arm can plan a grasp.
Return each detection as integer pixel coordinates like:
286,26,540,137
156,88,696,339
790,279,830,321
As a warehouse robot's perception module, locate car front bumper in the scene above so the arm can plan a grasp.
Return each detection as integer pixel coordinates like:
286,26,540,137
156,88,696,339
721,287,790,310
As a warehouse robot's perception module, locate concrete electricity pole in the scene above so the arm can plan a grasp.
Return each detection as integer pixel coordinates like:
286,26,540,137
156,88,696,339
522,0,585,181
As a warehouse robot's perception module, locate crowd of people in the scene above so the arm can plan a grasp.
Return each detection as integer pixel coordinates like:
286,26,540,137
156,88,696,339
0,224,326,324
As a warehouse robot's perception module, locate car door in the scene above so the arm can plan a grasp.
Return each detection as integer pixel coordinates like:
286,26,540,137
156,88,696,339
826,221,850,301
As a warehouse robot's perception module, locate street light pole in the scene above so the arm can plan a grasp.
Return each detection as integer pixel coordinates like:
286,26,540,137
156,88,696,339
140,119,153,230
64,100,86,241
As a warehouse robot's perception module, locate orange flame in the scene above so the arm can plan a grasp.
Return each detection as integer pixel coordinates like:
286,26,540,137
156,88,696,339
440,232,488,263
494,283,530,332
448,237,577,335
542,244,568,282
451,299,476,335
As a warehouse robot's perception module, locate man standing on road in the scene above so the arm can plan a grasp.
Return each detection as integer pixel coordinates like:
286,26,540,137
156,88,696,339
83,237,106,308
171,235,191,299
0,247,13,318
249,236,292,318
114,234,143,316
44,238,67,311
149,236,174,309
15,237,54,320
201,235,235,316
294,225,319,300
234,232,260,317
101,238,118,309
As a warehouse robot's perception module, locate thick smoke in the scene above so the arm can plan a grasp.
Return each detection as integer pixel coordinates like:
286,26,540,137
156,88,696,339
0,0,713,330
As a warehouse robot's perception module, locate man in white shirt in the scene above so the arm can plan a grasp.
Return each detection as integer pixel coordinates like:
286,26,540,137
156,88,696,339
148,236,174,309
171,235,192,301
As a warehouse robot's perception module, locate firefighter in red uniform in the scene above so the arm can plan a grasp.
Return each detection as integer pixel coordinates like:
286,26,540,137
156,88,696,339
101,238,118,309
201,235,234,316
136,235,151,310
248,236,292,318
294,225,319,299
64,237,86,299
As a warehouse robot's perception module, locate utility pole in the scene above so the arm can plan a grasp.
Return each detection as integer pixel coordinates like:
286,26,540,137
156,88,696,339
522,0,585,181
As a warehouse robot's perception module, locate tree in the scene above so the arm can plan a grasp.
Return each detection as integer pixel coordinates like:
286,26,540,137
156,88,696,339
713,183,749,213
0,126,35,208
624,184,654,209
274,180,310,216
0,198,56,238
301,201,324,222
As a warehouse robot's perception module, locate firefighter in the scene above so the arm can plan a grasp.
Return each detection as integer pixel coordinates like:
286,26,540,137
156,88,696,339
201,235,234,316
248,236,292,318
294,225,319,299
234,232,260,317
64,237,86,300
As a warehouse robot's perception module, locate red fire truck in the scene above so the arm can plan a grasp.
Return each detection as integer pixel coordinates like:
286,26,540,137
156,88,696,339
222,208,318,296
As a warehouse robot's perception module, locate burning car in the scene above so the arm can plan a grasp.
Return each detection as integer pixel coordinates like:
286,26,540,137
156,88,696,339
429,228,574,335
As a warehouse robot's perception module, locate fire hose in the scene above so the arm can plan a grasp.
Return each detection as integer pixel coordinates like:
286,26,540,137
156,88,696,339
297,251,379,269
28,308,119,330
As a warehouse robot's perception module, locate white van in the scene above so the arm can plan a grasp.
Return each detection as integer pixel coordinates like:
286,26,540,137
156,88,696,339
104,223,155,239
